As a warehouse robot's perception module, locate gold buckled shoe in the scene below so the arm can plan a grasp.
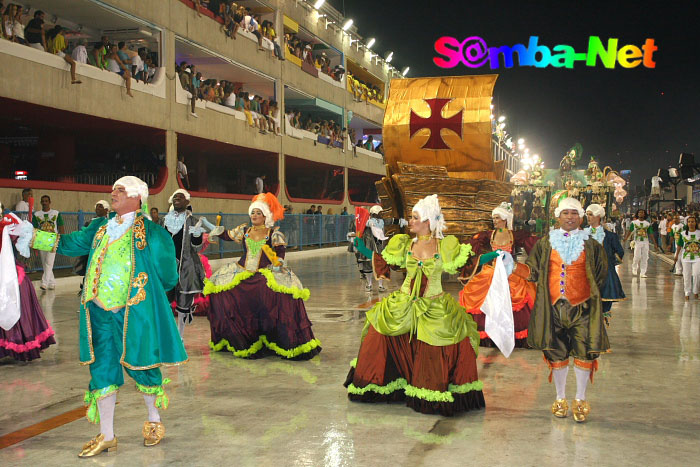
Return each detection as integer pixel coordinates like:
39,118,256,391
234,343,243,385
551,398,568,418
572,399,590,423
78,433,117,457
143,421,165,446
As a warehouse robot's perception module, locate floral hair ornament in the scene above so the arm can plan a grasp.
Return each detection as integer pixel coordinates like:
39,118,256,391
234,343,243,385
412,194,446,239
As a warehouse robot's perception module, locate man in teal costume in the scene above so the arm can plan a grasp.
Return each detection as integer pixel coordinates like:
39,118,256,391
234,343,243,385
28,176,187,457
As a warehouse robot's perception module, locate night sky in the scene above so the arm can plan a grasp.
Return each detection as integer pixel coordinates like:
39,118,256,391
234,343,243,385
330,0,699,187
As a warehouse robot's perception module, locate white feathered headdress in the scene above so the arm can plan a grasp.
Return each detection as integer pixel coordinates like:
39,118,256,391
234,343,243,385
412,194,446,239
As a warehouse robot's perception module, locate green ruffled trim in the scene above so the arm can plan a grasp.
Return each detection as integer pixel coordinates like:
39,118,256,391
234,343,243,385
350,358,358,368
210,335,321,359
202,268,310,300
83,385,119,424
202,270,255,296
404,380,483,403
442,243,473,274
257,268,310,300
381,249,406,267
448,380,484,394
135,378,172,410
347,378,407,396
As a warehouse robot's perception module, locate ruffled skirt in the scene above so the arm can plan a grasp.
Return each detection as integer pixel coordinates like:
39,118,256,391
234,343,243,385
345,292,484,416
459,264,535,348
0,265,56,361
204,262,320,360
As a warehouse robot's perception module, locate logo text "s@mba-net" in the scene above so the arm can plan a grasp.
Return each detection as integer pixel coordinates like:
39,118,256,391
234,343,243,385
433,36,657,70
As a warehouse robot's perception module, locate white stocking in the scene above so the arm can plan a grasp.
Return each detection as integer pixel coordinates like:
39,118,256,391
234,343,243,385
97,393,116,441
574,367,590,400
143,394,161,423
378,279,384,288
552,366,568,400
366,275,373,286
177,311,187,338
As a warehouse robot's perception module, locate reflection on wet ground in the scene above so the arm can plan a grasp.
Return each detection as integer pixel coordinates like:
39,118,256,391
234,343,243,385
1,251,699,466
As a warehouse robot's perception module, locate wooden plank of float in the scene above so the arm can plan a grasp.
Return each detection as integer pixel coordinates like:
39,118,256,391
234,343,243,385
403,193,478,210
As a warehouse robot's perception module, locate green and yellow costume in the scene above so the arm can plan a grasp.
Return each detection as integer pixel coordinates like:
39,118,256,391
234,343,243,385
31,212,187,422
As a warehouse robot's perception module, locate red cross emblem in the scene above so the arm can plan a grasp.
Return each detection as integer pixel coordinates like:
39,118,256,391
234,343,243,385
409,98,463,150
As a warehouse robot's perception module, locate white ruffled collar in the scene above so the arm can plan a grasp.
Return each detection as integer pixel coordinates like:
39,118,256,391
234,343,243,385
164,210,187,235
585,226,605,245
549,228,588,265
106,211,135,240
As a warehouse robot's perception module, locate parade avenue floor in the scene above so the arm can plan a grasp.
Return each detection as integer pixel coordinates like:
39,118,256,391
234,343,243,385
1,248,698,466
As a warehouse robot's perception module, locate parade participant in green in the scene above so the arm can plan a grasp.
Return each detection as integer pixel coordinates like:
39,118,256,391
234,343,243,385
526,197,609,423
27,176,187,457
675,215,700,300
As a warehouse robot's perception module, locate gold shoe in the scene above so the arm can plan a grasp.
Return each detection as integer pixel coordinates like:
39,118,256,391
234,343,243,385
78,433,117,457
572,399,590,422
143,421,165,446
551,398,568,418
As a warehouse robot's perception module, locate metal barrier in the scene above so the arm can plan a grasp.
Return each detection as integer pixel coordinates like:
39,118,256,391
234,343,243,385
9,211,354,272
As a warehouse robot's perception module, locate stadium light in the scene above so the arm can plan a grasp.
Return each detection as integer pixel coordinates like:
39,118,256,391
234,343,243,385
366,38,375,49
342,19,353,31
498,115,506,123
313,0,325,9
402,67,409,76
518,138,525,145
385,51,393,63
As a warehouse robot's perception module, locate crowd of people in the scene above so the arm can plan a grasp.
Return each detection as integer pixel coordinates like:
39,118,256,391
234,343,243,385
284,33,345,81
1,5,157,97
191,1,283,60
348,71,384,104
177,62,281,133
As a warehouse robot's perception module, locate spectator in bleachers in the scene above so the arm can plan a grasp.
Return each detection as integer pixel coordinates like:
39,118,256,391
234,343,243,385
106,44,134,97
116,41,131,66
25,9,46,51
11,5,25,44
177,155,191,189
269,100,281,136
2,3,16,41
72,38,88,64
261,20,283,60
90,36,109,70
177,62,197,116
365,135,375,151
221,1,240,39
306,205,315,215
255,175,265,194
46,25,82,85
242,10,264,51
191,70,202,94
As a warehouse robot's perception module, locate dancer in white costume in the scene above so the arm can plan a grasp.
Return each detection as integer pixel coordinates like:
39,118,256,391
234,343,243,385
625,209,652,278
675,215,700,300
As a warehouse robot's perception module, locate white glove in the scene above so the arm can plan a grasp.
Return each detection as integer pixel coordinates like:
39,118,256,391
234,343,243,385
398,218,408,228
190,219,204,237
499,250,515,276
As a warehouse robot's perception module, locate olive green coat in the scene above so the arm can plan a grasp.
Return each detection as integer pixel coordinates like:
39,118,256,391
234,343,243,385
525,236,610,354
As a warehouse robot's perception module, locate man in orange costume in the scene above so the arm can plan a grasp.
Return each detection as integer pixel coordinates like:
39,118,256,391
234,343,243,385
525,197,609,422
